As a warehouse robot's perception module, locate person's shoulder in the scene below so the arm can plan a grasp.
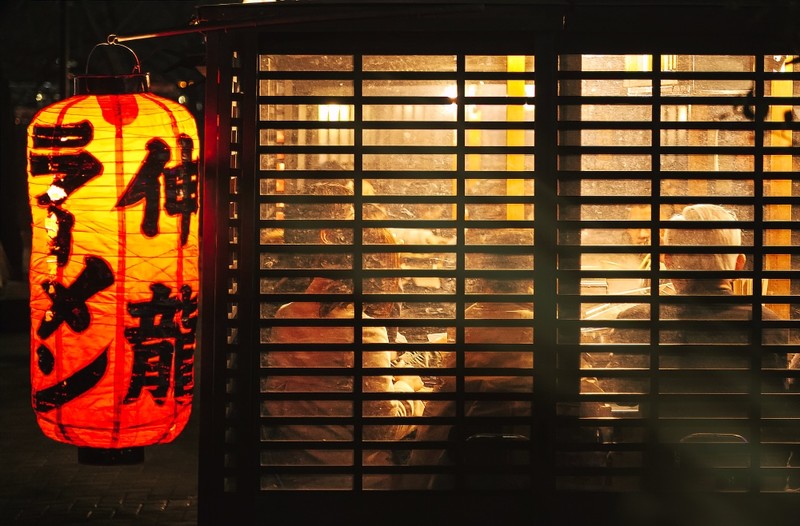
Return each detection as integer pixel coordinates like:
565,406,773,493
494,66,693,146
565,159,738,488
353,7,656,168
276,301,319,318
616,303,650,319
362,325,389,343
761,305,784,320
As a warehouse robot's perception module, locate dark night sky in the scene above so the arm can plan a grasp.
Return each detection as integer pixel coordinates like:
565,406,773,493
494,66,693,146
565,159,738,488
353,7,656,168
0,1,219,280
0,1,213,106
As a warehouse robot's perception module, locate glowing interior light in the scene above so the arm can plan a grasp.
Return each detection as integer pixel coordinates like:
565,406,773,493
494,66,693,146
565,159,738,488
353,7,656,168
319,104,349,121
444,85,458,104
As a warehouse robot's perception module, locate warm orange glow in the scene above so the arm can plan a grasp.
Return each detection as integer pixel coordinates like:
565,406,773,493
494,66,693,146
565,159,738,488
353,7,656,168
765,63,793,316
506,55,525,220
27,92,200,448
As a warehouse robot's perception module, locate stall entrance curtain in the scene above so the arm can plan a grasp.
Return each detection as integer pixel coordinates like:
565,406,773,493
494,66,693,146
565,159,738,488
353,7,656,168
27,84,200,449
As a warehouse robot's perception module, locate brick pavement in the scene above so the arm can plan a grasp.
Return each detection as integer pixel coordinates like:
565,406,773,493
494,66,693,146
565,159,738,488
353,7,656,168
0,297,200,525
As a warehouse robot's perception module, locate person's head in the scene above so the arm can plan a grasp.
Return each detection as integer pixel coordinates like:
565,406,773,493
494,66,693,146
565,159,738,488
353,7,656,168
284,180,399,316
626,204,652,246
663,204,745,291
281,181,355,276
467,229,534,294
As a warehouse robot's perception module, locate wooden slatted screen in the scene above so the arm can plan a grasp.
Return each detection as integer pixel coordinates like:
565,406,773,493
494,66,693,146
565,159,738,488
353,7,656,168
198,3,800,525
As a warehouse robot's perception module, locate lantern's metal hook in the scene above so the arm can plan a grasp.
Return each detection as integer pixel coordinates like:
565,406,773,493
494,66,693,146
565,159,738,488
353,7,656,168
75,36,149,94
84,37,142,75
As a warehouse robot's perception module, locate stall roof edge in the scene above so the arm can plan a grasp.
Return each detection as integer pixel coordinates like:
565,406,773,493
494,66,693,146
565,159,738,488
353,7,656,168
193,0,800,26
191,0,800,45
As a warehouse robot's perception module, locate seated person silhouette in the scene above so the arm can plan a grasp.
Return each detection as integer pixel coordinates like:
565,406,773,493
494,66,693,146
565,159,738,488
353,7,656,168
262,181,425,490
610,204,795,491
400,230,534,490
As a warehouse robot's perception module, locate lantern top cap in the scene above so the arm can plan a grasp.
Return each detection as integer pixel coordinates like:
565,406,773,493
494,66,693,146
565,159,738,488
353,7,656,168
73,40,150,95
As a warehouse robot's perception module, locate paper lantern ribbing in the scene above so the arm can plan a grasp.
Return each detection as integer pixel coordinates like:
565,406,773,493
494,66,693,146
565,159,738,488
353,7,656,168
26,73,200,452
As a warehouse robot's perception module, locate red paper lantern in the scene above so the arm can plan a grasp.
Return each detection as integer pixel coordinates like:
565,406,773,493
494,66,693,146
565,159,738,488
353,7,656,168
26,43,199,458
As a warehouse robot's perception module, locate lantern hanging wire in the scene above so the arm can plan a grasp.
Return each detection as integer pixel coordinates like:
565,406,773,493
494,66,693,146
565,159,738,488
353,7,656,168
104,4,485,44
